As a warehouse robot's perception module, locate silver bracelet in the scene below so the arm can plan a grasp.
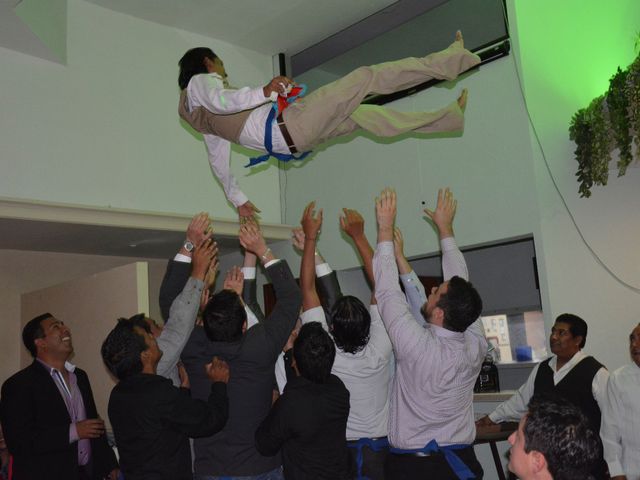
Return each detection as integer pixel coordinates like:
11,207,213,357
261,247,272,262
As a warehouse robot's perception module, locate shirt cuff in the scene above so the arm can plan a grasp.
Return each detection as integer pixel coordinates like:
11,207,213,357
264,259,281,268
242,267,256,280
488,412,502,423
440,236,458,251
69,423,79,444
606,460,624,478
377,241,394,254
315,263,332,277
174,253,192,263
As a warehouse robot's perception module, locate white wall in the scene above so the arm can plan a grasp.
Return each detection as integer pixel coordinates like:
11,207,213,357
281,53,540,270
0,0,281,222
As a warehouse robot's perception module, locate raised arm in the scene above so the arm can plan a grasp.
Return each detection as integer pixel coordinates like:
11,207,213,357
157,237,217,379
340,208,375,302
292,227,342,315
241,249,266,323
299,202,323,312
394,227,427,326
239,222,301,357
373,188,424,358
159,212,212,321
424,188,467,281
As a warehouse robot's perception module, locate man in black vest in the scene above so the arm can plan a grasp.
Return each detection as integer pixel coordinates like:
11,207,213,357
476,314,609,478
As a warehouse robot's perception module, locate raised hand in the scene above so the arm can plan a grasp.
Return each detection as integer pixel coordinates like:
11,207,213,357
223,266,244,296
187,212,212,246
339,208,365,240
424,187,456,239
205,356,230,384
375,188,396,242
291,227,305,251
238,201,261,223
204,257,219,290
192,238,218,281
300,201,323,240
239,221,269,259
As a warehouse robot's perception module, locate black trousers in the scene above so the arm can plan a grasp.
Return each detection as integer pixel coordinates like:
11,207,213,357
384,446,484,480
347,441,388,480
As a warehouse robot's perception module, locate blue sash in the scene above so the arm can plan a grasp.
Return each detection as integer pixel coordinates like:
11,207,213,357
347,436,390,480
246,99,311,168
390,440,476,480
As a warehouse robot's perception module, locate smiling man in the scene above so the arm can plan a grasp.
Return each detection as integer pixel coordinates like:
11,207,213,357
476,313,609,478
0,313,119,480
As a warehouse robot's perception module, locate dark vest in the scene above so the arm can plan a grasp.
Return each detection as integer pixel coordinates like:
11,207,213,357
534,355,604,431
178,89,254,143
534,355,608,479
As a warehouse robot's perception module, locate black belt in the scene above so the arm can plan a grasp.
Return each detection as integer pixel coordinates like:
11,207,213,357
276,112,298,154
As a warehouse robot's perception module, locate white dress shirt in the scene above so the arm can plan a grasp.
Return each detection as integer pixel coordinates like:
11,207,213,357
601,363,640,479
301,304,393,439
489,350,609,423
186,73,290,207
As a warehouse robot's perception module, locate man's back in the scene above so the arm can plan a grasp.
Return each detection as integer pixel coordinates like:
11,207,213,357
109,373,223,480
257,374,351,479
182,259,301,476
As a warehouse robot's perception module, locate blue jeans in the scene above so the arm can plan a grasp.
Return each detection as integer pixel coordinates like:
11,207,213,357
194,467,284,480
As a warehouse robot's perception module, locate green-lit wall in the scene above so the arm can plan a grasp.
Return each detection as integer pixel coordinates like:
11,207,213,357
280,0,640,373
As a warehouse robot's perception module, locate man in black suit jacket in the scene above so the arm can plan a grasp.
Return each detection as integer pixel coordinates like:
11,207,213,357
181,222,302,479
0,313,118,480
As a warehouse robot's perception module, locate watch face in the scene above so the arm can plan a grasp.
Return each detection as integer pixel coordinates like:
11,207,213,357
184,241,195,252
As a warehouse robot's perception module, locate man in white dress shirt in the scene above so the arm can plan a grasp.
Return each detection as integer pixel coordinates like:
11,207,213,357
177,32,480,220
601,323,640,480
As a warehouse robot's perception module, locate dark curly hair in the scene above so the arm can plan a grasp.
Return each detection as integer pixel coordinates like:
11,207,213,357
101,314,150,380
294,322,336,384
524,393,600,480
203,289,247,342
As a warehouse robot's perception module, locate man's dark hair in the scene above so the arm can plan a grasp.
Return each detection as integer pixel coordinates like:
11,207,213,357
555,313,588,349
101,314,150,380
22,313,53,357
436,276,483,332
178,47,217,89
524,393,600,480
294,322,336,384
203,290,247,342
330,296,371,354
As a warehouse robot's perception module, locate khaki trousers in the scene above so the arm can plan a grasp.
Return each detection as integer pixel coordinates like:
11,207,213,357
283,40,481,151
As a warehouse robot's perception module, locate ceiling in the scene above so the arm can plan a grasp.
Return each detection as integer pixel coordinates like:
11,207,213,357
85,0,399,55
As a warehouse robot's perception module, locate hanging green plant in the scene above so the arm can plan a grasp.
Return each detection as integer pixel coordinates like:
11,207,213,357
569,46,640,197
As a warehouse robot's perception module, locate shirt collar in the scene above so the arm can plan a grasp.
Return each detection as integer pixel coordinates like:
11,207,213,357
37,358,76,374
549,350,585,372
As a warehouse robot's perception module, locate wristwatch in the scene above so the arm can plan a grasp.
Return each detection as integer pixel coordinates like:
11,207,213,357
183,240,195,252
